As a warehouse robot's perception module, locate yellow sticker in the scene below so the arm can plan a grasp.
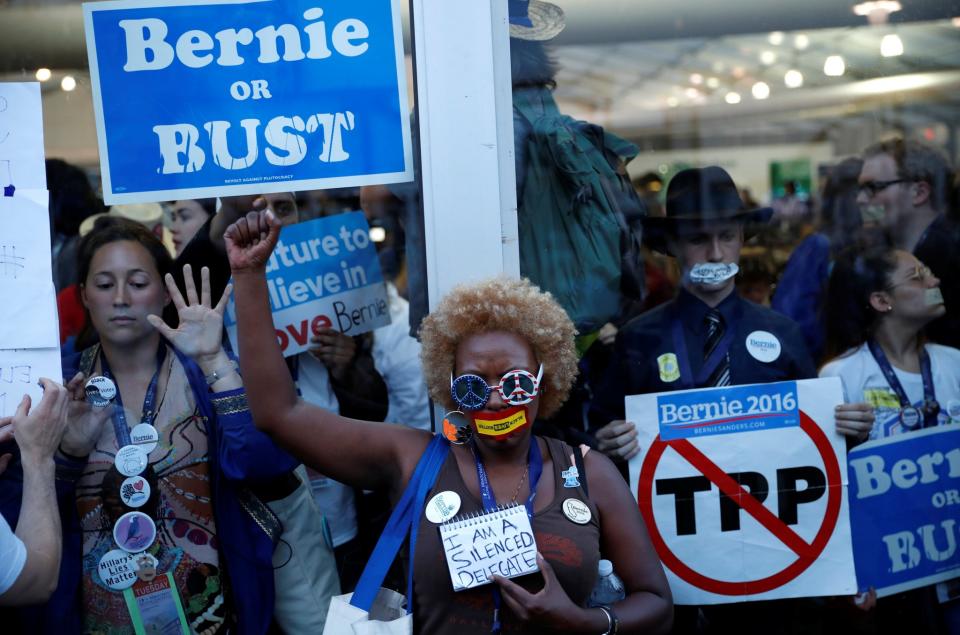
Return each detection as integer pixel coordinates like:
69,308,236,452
864,388,900,410
474,408,529,439
657,353,681,383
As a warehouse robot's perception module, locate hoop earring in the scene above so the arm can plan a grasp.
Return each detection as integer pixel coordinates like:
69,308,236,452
442,411,473,445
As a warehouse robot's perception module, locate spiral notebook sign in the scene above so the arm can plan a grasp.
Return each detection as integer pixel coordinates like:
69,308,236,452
439,504,539,591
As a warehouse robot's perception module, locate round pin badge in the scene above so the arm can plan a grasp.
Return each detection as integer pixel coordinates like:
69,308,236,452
425,491,462,524
900,406,921,429
97,549,138,591
130,423,159,455
947,400,960,420
745,330,782,363
120,475,151,509
115,445,149,477
133,552,159,582
85,375,117,407
562,498,592,525
113,511,157,553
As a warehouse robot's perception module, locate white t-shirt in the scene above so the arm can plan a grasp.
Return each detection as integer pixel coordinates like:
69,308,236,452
820,342,960,440
0,514,26,595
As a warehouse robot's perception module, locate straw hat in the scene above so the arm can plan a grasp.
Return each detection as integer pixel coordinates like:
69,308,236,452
509,0,565,41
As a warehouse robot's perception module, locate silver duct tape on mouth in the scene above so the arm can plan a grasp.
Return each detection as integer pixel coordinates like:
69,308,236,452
687,262,740,286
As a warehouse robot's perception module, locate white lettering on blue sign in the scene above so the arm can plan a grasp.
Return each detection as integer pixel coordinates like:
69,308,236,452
656,382,799,440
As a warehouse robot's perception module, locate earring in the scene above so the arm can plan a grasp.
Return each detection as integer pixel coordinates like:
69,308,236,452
442,411,473,445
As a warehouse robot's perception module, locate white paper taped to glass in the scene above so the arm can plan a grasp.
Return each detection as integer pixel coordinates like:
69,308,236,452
439,504,539,591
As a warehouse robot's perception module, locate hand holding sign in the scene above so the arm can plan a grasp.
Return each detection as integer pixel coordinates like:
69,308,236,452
596,419,640,461
834,402,875,440
225,209,282,274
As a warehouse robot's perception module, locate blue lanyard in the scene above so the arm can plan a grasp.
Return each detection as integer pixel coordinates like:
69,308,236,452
867,340,938,428
670,302,740,389
100,344,167,447
470,437,544,633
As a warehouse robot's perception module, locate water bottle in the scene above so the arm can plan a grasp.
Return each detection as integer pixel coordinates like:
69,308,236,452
588,559,626,607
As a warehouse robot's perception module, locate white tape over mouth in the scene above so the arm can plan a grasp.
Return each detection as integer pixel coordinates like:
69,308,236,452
925,287,944,306
687,262,740,286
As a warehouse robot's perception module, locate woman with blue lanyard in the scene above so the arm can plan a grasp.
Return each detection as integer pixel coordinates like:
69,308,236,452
224,208,673,634
31,216,296,634
820,244,960,633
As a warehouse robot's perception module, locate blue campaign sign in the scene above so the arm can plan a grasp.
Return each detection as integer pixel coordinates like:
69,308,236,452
83,0,412,204
657,381,800,440
222,211,391,357
848,425,960,596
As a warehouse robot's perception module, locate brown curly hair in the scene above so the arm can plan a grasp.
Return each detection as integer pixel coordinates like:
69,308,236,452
418,276,578,419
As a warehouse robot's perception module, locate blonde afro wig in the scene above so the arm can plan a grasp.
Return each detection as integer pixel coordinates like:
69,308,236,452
419,276,578,419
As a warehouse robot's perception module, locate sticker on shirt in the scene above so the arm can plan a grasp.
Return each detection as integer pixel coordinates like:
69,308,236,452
745,330,781,363
122,572,191,635
425,491,462,524
560,465,580,488
120,475,151,508
562,498,591,525
657,353,680,383
130,423,159,455
948,400,960,421
114,511,157,553
115,445,149,477
98,549,139,591
864,388,901,410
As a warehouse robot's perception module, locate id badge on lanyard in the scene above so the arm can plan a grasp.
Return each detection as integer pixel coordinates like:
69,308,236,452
122,572,190,635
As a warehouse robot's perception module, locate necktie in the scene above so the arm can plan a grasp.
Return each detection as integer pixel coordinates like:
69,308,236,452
704,309,731,387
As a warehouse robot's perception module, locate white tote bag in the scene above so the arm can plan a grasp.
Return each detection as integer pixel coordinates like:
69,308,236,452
323,588,409,634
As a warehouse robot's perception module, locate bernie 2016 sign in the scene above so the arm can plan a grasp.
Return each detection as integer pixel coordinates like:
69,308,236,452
848,425,960,597
628,378,857,605
223,211,391,357
83,0,412,204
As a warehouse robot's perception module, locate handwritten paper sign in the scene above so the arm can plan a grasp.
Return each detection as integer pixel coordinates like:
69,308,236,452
0,348,63,418
83,0,412,204
0,82,46,192
0,191,59,348
439,505,539,591
224,211,390,357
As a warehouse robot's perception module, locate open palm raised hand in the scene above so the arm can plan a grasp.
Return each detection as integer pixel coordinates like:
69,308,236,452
147,264,231,362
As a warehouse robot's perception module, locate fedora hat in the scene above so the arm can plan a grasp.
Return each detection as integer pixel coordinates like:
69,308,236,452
509,0,565,41
642,166,773,253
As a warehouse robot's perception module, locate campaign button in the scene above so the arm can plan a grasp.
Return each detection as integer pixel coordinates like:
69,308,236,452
657,353,681,383
746,331,781,363
562,498,592,525
425,491,461,524
133,552,159,582
97,549,138,591
130,423,159,455
115,445,148,477
900,406,921,429
120,475,151,508
947,400,960,420
113,511,157,553
85,375,117,407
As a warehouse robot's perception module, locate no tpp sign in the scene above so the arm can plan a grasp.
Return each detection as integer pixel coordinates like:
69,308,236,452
627,379,857,604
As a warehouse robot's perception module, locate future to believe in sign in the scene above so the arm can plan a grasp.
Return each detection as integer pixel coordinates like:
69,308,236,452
223,212,390,357
848,424,960,597
83,0,412,204
628,378,856,605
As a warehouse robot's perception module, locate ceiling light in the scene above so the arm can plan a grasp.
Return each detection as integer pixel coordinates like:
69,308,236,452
61,76,76,91
880,33,904,57
684,87,701,99
369,227,387,243
768,31,785,46
852,1,902,25
824,55,846,76
724,92,742,105
751,81,770,99
794,34,810,50
666,97,679,108
706,77,720,89
784,69,804,88
760,51,777,65
35,68,51,82
690,73,703,85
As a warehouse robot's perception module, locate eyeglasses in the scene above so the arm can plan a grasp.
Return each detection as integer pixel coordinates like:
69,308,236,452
889,264,934,288
858,179,907,197
450,364,544,411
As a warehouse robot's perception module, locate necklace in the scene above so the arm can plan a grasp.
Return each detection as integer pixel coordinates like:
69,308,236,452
509,462,530,504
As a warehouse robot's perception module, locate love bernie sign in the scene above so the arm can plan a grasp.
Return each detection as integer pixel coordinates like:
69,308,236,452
83,0,412,204
628,378,857,604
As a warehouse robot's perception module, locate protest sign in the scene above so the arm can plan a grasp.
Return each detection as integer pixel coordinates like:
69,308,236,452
0,348,63,418
628,378,856,604
83,0,413,204
0,82,46,192
0,191,59,349
439,505,539,591
848,424,960,597
223,212,390,357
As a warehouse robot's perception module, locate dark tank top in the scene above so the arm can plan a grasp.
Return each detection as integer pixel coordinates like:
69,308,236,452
412,436,600,634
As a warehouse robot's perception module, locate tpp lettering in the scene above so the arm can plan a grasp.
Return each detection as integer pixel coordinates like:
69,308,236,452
656,467,826,535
